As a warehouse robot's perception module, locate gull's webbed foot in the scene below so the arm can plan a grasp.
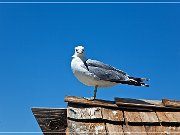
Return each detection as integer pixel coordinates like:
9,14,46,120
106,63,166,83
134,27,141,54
84,97,95,101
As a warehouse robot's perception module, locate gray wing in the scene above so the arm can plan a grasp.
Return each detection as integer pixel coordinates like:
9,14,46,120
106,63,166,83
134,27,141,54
85,59,129,81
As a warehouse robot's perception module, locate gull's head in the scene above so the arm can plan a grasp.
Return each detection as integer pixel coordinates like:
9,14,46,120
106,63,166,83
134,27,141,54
73,46,85,58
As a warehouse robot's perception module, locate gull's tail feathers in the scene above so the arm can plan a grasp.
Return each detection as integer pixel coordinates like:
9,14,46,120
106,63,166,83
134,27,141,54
110,77,149,87
128,76,149,87
128,76,150,82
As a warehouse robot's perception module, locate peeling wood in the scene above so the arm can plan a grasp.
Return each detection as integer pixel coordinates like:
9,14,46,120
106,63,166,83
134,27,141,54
68,120,106,135
162,99,180,108
67,107,102,120
106,123,124,135
102,108,124,122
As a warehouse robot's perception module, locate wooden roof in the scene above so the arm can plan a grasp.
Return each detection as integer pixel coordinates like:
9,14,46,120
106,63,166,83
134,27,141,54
32,96,180,134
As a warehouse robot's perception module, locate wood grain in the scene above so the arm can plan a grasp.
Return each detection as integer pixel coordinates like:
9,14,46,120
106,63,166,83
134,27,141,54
67,107,102,120
124,111,142,122
65,96,117,108
139,112,159,123
68,120,106,135
106,123,124,135
162,99,180,108
102,108,124,122
123,125,147,135
32,108,67,135
145,126,166,135
115,98,162,108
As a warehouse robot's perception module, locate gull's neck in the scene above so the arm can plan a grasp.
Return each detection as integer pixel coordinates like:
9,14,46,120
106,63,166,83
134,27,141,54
72,55,87,62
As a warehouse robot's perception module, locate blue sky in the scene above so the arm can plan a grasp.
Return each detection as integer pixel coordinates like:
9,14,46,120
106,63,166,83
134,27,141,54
0,1,180,133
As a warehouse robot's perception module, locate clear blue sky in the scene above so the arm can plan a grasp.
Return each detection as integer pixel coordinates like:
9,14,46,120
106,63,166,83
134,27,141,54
0,1,180,133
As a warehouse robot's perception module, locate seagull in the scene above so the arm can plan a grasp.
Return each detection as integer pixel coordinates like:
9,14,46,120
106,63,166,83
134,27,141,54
71,46,149,100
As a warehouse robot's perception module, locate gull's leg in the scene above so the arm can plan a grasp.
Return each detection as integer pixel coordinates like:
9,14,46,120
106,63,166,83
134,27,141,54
85,86,98,101
93,86,97,99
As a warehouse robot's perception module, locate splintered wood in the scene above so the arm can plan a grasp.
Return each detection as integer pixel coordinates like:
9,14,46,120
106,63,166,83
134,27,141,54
67,107,102,119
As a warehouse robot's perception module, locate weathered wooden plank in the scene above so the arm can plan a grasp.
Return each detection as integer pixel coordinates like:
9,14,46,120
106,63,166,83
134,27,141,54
164,112,180,122
115,98,163,108
143,100,164,107
163,126,180,134
139,112,159,123
168,126,180,134
162,99,180,108
106,123,124,135
68,120,106,135
102,108,124,122
123,125,147,135
156,112,170,122
124,111,142,122
145,126,166,135
32,108,67,134
65,96,117,108
67,107,102,119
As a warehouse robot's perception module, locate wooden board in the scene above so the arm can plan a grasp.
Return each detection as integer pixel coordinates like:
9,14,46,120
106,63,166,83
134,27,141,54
68,120,106,135
65,96,117,108
164,112,180,122
32,108,67,134
145,126,166,135
102,108,124,122
168,126,180,133
123,125,147,135
124,111,142,122
67,107,102,120
162,99,180,108
115,98,163,108
139,112,159,123
156,112,170,122
106,123,124,135
157,111,180,123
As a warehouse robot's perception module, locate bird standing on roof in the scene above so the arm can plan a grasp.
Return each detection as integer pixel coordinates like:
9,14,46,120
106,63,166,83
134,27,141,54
71,46,149,100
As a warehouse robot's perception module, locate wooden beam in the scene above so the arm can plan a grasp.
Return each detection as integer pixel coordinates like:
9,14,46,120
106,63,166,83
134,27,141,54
162,99,180,108
32,108,67,135
65,96,117,108
115,98,164,108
